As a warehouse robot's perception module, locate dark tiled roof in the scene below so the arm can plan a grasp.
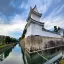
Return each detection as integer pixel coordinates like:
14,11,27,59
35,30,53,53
32,5,37,10
30,18,44,26
30,8,42,17
26,17,44,29
26,18,60,35
26,7,42,22
59,28,64,31
42,28,60,35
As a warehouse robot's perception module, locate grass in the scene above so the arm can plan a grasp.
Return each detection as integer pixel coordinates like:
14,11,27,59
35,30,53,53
0,44,14,49
0,44,7,48
60,59,64,64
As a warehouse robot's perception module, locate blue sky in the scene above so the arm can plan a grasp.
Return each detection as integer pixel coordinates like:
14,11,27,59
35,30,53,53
0,0,64,38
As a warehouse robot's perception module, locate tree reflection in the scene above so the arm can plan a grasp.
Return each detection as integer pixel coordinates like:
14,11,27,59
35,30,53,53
0,45,15,61
4,48,12,58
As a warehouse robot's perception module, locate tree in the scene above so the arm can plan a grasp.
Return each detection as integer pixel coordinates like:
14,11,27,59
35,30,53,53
58,27,60,30
54,26,58,33
10,37,18,43
21,29,27,39
5,36,11,44
19,37,21,41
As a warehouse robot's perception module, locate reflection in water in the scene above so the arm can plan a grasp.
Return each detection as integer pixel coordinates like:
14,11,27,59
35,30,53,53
0,44,24,64
22,47,64,64
0,46,13,62
4,47,12,59
0,43,64,64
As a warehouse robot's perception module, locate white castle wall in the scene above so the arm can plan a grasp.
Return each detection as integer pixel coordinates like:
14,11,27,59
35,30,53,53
25,23,62,38
31,13,40,21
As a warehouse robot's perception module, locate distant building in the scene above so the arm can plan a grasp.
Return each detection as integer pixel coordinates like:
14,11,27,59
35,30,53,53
20,6,64,53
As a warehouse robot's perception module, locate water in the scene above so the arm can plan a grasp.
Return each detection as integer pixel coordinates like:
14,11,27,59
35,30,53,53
0,43,63,64
0,44,24,64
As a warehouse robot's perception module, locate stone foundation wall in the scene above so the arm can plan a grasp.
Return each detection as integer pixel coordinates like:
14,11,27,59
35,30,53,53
20,35,63,53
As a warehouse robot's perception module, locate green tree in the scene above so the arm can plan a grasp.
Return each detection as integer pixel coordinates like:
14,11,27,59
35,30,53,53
21,29,27,39
54,26,58,33
5,36,11,44
58,27,60,30
10,37,18,43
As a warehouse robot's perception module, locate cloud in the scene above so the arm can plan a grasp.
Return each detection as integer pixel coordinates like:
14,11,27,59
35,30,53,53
0,15,26,37
39,0,64,30
42,0,64,19
43,16,64,30
0,0,28,22
0,0,64,38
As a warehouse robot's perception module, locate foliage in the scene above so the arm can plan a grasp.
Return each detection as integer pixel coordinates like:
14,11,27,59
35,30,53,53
54,26,60,33
0,44,12,48
54,26,58,33
0,44,7,48
5,36,11,44
0,36,5,45
19,37,21,41
60,60,64,64
0,35,18,45
10,37,18,42
21,28,27,39
58,27,60,30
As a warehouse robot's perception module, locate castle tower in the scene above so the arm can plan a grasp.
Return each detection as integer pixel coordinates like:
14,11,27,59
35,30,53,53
27,5,42,22
25,6,44,38
21,6,62,53
23,6,44,52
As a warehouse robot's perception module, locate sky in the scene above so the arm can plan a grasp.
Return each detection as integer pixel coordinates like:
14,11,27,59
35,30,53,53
0,0,64,38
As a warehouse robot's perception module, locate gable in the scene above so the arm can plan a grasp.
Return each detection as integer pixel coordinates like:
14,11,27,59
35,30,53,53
32,5,39,12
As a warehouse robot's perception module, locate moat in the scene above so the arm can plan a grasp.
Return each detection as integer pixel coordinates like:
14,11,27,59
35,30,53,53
0,43,64,64
0,44,24,64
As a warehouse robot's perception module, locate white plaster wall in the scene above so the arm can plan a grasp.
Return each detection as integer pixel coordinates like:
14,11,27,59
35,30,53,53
31,13,40,21
25,23,32,38
25,23,62,38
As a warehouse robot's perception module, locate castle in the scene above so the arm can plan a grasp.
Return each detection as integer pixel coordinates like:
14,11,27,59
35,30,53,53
20,6,64,53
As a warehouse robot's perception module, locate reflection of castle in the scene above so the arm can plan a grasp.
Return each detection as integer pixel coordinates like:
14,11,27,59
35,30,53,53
20,6,64,53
